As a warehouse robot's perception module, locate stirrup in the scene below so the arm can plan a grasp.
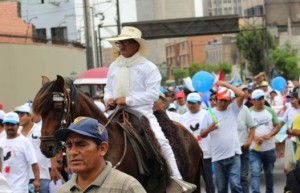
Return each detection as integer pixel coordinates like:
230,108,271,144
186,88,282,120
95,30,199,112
166,177,197,193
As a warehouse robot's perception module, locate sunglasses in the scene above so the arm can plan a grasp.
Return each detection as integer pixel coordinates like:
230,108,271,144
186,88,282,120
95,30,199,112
115,39,137,46
209,98,216,101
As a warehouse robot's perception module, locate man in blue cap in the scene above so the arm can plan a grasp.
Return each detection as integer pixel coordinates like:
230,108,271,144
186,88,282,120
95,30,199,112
54,116,146,193
0,112,40,193
249,89,280,193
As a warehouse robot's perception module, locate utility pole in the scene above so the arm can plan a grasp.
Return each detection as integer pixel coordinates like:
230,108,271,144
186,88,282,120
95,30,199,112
116,0,121,34
83,0,95,69
98,24,103,67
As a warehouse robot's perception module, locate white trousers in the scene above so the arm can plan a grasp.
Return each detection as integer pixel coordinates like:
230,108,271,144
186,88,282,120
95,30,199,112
139,109,182,179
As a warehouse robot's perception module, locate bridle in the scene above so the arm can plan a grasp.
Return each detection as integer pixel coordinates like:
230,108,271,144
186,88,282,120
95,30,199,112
39,85,74,157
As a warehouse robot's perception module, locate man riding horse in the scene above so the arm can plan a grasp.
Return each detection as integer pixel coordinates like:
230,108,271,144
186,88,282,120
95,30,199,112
104,26,196,192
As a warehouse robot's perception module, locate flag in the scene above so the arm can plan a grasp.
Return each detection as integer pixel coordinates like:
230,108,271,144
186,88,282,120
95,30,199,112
183,77,195,91
230,72,243,86
211,69,224,91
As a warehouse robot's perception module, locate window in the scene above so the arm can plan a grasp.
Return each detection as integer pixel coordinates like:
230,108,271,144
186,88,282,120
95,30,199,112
51,27,68,44
35,28,47,43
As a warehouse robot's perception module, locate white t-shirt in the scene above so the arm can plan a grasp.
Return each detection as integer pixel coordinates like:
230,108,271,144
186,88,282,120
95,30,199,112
0,135,37,193
237,105,256,145
176,103,188,115
0,172,12,193
19,124,51,180
280,106,300,128
202,101,242,162
249,106,280,151
182,110,211,158
166,111,184,125
0,131,6,139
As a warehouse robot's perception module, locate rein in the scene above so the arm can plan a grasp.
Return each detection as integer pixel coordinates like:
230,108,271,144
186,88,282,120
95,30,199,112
105,105,128,169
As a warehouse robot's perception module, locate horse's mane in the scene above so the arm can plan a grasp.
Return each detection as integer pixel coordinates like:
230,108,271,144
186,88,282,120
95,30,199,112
32,81,57,116
154,110,190,174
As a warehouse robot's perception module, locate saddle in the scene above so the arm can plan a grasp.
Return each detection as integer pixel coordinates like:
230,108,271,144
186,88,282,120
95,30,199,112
110,107,170,193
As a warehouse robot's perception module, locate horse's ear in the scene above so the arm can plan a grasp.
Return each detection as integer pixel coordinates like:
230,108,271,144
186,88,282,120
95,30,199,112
41,76,50,86
56,75,65,87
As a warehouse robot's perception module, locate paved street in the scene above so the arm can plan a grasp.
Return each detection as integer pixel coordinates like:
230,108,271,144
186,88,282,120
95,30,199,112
261,157,285,193
200,157,286,193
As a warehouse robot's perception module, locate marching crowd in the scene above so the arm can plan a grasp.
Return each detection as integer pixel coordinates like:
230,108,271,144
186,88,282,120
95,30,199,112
157,79,300,193
1,26,300,193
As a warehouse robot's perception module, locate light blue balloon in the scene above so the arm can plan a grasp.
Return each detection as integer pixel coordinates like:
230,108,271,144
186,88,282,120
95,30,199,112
272,76,286,92
174,87,180,93
202,90,211,107
192,71,214,92
160,86,166,93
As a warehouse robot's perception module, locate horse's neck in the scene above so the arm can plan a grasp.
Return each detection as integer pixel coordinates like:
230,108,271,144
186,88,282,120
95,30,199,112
77,97,108,124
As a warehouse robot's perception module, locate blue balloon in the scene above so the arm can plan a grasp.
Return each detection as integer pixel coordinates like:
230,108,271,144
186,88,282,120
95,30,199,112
174,87,180,93
192,71,214,92
202,90,211,107
183,83,188,89
272,76,286,92
160,86,166,93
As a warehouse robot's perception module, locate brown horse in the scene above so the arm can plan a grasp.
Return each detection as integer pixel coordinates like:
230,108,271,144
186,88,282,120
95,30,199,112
32,75,204,193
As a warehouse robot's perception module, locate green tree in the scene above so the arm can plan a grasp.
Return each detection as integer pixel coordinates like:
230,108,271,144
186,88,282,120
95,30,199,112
236,26,275,75
188,63,203,77
269,43,299,80
188,62,232,77
172,68,189,84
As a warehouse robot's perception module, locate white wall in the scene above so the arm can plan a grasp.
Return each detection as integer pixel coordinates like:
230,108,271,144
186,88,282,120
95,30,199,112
0,43,86,111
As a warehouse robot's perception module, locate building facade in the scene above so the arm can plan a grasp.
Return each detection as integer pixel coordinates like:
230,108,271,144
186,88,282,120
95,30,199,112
202,0,244,17
0,0,86,110
20,0,79,44
135,0,195,66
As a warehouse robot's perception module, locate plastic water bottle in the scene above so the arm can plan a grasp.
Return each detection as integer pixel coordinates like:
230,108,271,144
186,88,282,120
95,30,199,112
255,143,261,151
28,183,35,193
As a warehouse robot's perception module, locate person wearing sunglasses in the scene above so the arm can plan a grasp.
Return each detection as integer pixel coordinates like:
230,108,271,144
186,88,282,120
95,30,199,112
104,26,195,192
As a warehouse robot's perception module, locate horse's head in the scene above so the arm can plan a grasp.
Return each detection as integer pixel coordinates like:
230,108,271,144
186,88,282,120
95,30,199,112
32,75,75,157
33,75,108,158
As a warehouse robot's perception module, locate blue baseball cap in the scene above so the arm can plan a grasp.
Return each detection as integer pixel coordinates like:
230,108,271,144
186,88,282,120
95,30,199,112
252,89,265,100
54,117,108,142
3,112,19,124
187,93,202,103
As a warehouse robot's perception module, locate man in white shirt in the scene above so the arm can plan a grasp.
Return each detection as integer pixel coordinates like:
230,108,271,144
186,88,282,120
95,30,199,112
0,110,6,139
175,91,188,115
104,26,195,191
279,92,300,149
182,93,215,193
0,112,40,193
15,103,52,193
201,81,245,193
249,89,281,193
237,105,255,193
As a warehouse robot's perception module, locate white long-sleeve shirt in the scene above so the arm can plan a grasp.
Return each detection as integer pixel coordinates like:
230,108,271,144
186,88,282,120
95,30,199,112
104,55,161,113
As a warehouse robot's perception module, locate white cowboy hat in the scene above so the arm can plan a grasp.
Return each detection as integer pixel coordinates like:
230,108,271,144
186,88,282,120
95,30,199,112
106,26,150,56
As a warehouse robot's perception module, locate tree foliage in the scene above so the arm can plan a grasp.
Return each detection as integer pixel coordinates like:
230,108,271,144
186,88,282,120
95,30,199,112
188,62,232,77
236,26,276,75
172,68,189,84
269,43,299,80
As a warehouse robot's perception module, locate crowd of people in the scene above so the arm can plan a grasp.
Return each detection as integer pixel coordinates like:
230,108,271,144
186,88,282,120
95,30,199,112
157,78,300,193
1,25,300,193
